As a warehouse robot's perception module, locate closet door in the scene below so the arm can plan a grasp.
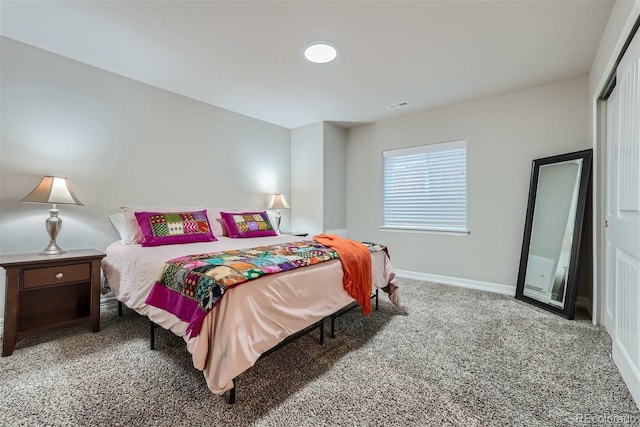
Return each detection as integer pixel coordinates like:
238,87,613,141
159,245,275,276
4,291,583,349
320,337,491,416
605,28,640,408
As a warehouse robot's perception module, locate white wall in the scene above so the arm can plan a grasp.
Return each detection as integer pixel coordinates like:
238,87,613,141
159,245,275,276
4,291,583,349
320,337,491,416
290,121,348,236
322,122,347,232
347,77,590,289
589,1,640,95
0,38,291,322
291,123,324,235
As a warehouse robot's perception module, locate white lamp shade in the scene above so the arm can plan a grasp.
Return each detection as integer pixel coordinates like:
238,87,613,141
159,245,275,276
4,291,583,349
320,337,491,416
267,194,290,210
21,176,84,206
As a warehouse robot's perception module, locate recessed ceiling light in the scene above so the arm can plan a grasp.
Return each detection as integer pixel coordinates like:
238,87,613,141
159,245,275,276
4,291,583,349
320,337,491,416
304,42,337,64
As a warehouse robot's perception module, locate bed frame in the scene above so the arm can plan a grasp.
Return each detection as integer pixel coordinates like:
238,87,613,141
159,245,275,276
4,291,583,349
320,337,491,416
116,289,379,403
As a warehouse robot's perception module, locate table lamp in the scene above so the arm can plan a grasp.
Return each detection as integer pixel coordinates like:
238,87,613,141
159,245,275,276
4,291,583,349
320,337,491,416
267,194,290,234
20,176,84,255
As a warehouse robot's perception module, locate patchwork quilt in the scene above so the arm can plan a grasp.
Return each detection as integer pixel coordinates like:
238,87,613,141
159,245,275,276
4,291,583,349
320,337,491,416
145,240,386,338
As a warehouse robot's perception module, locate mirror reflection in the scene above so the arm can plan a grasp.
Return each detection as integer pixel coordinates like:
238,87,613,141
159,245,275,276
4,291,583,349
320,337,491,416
515,149,592,319
523,159,582,308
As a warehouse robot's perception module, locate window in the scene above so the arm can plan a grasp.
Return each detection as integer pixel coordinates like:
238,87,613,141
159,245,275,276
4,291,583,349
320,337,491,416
382,140,468,234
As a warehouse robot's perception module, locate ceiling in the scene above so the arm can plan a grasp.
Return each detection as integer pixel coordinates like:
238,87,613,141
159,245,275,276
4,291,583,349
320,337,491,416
1,1,614,129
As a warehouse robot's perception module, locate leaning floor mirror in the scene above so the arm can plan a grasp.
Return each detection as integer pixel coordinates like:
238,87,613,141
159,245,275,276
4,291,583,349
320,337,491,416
515,149,592,319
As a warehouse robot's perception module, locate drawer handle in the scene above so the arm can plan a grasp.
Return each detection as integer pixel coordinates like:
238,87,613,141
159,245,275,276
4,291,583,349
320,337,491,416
55,272,64,279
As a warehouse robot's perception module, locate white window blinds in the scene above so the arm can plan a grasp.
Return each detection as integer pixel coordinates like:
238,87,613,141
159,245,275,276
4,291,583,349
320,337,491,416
383,140,467,233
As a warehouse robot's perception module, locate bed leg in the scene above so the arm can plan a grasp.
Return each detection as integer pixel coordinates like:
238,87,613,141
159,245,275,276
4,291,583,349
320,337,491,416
117,301,123,316
375,288,379,310
319,318,324,345
227,380,236,404
150,321,156,350
330,314,336,339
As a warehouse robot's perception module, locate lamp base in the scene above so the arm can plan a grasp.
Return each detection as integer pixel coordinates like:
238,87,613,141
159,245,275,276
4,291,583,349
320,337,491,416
276,210,282,234
39,206,65,255
40,241,65,256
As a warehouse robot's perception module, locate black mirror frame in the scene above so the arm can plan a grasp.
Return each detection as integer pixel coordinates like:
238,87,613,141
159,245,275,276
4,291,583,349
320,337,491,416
515,149,592,319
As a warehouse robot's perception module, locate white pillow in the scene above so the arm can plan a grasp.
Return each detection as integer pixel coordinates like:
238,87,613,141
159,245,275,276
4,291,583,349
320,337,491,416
108,213,130,243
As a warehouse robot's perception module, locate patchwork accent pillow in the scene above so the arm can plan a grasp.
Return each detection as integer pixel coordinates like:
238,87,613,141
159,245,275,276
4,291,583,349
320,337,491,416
122,205,204,244
134,210,217,247
220,211,277,238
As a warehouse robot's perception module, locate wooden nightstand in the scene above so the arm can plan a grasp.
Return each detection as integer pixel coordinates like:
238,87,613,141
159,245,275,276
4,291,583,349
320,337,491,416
0,249,105,356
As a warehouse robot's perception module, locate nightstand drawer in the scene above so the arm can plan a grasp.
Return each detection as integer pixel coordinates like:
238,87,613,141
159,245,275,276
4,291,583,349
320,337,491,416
23,264,90,289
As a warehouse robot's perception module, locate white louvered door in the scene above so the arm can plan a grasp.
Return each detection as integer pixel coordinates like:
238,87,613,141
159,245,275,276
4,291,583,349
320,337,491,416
605,28,640,408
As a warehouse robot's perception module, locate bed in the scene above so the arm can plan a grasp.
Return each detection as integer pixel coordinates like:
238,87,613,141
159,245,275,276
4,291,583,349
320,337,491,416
101,208,399,401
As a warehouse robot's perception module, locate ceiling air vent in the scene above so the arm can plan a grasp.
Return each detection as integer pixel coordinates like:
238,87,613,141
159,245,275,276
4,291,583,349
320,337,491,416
386,101,411,110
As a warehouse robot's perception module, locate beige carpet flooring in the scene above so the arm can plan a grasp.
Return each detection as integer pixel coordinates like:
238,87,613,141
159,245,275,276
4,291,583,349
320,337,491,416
0,278,638,426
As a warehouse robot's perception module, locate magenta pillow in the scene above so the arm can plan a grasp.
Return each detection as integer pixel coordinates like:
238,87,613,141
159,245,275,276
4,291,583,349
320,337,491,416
134,210,217,247
220,211,277,238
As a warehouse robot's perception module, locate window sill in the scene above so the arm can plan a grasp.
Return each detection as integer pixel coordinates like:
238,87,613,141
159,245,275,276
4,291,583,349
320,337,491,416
379,226,470,237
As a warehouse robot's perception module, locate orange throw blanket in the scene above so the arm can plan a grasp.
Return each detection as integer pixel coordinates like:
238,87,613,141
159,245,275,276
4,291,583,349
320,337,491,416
313,234,372,315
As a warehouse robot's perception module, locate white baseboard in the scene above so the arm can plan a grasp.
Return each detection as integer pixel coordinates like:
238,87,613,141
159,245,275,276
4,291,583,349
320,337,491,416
396,271,596,314
395,269,516,296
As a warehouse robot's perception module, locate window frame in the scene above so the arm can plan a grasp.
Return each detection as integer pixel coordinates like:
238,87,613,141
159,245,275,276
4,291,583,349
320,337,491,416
380,139,469,236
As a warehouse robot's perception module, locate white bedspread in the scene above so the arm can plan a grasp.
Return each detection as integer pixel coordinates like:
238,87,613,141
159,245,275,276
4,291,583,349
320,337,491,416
102,235,397,395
